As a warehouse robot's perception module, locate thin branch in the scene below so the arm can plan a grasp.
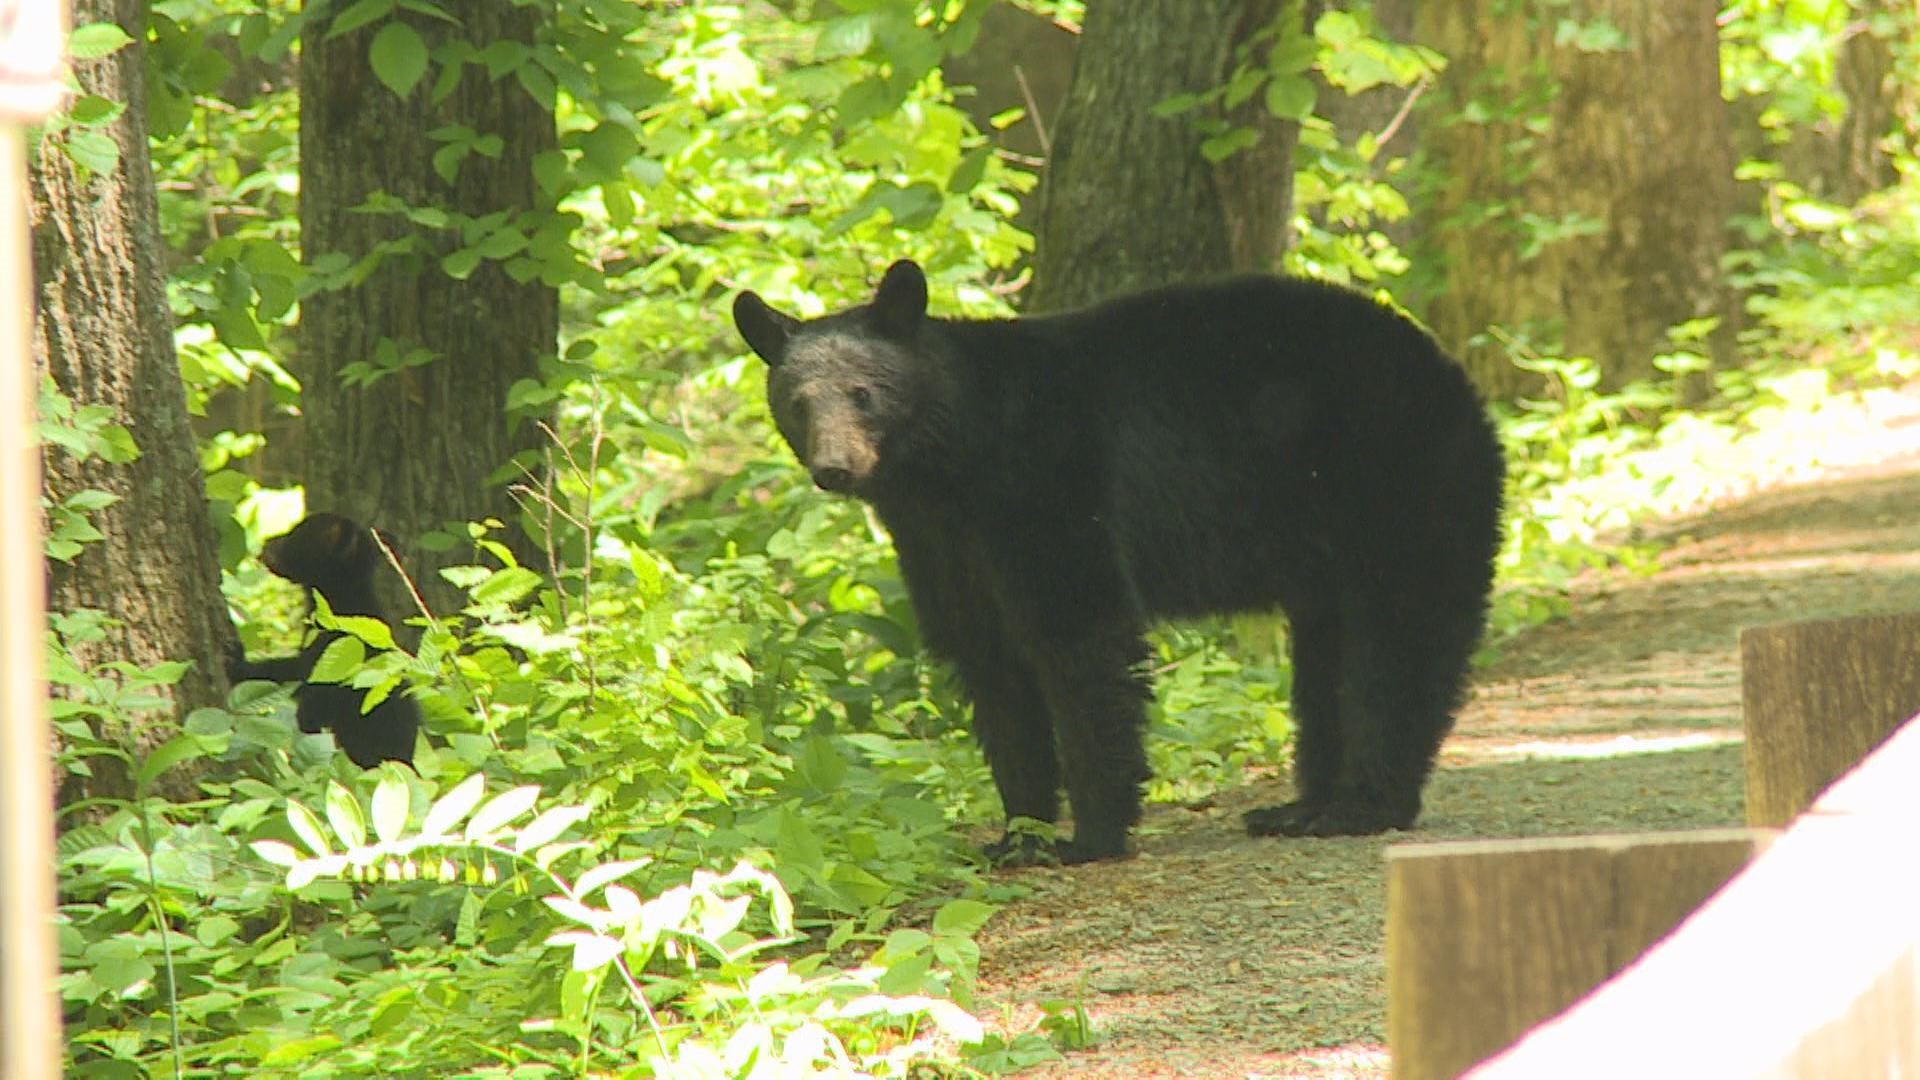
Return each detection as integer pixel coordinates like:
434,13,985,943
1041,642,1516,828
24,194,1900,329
1014,64,1052,158
1375,77,1429,151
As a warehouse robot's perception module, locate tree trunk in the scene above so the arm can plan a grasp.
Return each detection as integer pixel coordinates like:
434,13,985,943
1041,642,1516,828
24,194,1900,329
299,2,557,616
31,0,234,799
1417,0,1740,398
1028,0,1300,312
1830,0,1903,202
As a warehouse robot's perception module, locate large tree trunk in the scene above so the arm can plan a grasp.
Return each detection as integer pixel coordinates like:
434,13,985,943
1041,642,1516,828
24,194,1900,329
31,0,234,800
1028,0,1299,312
1418,0,1740,398
299,3,557,615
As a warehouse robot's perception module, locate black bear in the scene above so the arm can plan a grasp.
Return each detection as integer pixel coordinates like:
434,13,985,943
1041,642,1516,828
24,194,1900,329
229,513,419,769
733,261,1504,864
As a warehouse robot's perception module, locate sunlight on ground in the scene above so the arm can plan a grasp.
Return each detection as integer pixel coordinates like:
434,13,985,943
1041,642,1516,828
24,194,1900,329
1476,731,1742,761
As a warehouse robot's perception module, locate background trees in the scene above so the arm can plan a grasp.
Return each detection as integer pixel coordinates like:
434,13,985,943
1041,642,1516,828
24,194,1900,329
1028,0,1301,310
1417,0,1741,396
298,1,557,614
33,0,233,803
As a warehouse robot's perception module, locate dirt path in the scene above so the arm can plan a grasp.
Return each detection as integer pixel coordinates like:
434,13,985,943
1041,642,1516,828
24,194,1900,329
972,383,1920,1078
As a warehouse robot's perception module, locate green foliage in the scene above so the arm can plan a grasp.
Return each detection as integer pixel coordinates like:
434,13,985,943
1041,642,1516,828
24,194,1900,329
242,772,988,1075
38,378,140,562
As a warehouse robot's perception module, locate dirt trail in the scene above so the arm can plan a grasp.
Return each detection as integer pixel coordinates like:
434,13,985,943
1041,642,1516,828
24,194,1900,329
972,384,1920,1079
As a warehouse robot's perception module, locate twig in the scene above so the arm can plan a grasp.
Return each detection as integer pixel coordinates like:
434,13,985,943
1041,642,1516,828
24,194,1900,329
1375,77,1429,151
1014,64,1052,158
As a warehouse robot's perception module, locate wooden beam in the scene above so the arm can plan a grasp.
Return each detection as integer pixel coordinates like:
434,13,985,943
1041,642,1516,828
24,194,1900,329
1471,716,1920,1078
0,4,67,1078
1742,611,1920,827
1387,828,1769,1080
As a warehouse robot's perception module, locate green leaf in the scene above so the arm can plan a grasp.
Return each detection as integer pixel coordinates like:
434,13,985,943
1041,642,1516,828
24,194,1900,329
442,247,483,279
473,228,528,260
135,734,205,787
332,613,396,650
1151,91,1206,118
310,636,366,684
371,771,409,843
288,800,332,858
328,0,396,38
465,785,540,838
422,772,487,837
64,130,119,175
66,95,124,126
68,22,135,60
326,782,367,849
816,14,874,59
932,897,996,936
947,146,990,195
1263,75,1317,121
515,805,589,853
431,142,468,184
1268,31,1318,75
1200,125,1259,163
251,840,300,868
470,566,542,605
574,858,651,899
369,22,428,98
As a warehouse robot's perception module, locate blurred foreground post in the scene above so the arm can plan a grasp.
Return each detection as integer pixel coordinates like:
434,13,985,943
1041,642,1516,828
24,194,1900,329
1386,829,1768,1080
0,1,67,1076
1741,611,1920,827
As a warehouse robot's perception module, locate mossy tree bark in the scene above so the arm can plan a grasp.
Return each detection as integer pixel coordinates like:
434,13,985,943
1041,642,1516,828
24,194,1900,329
30,0,234,803
1417,0,1740,398
298,3,557,615
1028,0,1302,313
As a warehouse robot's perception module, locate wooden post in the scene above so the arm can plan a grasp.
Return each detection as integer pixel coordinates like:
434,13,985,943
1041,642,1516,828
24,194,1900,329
0,3,67,1078
1742,612,1920,827
1472,717,1920,1078
1387,829,1770,1080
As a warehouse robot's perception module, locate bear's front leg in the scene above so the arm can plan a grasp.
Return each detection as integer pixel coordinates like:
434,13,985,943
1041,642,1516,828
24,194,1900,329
1027,629,1153,864
953,652,1064,867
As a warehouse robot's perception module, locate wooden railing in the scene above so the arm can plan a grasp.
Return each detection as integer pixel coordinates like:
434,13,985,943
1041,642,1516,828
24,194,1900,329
1389,611,1920,1079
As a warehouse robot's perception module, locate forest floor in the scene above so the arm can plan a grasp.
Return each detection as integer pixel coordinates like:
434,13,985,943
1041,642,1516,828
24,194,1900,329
969,379,1920,1079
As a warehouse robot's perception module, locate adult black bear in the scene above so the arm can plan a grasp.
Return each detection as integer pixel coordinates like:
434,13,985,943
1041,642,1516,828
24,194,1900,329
229,513,419,769
733,261,1504,864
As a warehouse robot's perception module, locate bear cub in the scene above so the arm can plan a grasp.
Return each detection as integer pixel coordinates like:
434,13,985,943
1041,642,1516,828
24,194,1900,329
733,261,1504,864
229,512,419,769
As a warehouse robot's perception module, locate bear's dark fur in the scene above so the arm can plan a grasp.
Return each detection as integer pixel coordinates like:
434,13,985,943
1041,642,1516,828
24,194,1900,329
229,513,420,769
733,261,1504,864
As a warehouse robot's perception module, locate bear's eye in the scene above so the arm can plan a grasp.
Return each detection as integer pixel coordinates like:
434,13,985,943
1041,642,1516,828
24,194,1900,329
849,385,874,411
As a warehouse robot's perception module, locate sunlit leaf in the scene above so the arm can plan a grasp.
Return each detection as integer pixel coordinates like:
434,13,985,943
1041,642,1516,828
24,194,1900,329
325,782,367,850
421,772,487,837
371,771,410,843
465,785,540,839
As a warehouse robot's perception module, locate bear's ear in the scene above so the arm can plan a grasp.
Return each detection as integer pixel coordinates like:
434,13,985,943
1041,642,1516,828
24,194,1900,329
733,291,800,365
870,260,927,339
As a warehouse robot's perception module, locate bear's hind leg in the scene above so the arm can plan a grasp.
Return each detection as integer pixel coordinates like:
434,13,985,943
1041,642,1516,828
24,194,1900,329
1244,614,1343,837
1314,600,1467,836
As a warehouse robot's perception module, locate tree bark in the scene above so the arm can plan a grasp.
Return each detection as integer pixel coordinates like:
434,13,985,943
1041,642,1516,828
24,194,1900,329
299,2,557,615
1830,0,1903,202
1417,0,1740,398
31,0,234,798
1028,0,1300,312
